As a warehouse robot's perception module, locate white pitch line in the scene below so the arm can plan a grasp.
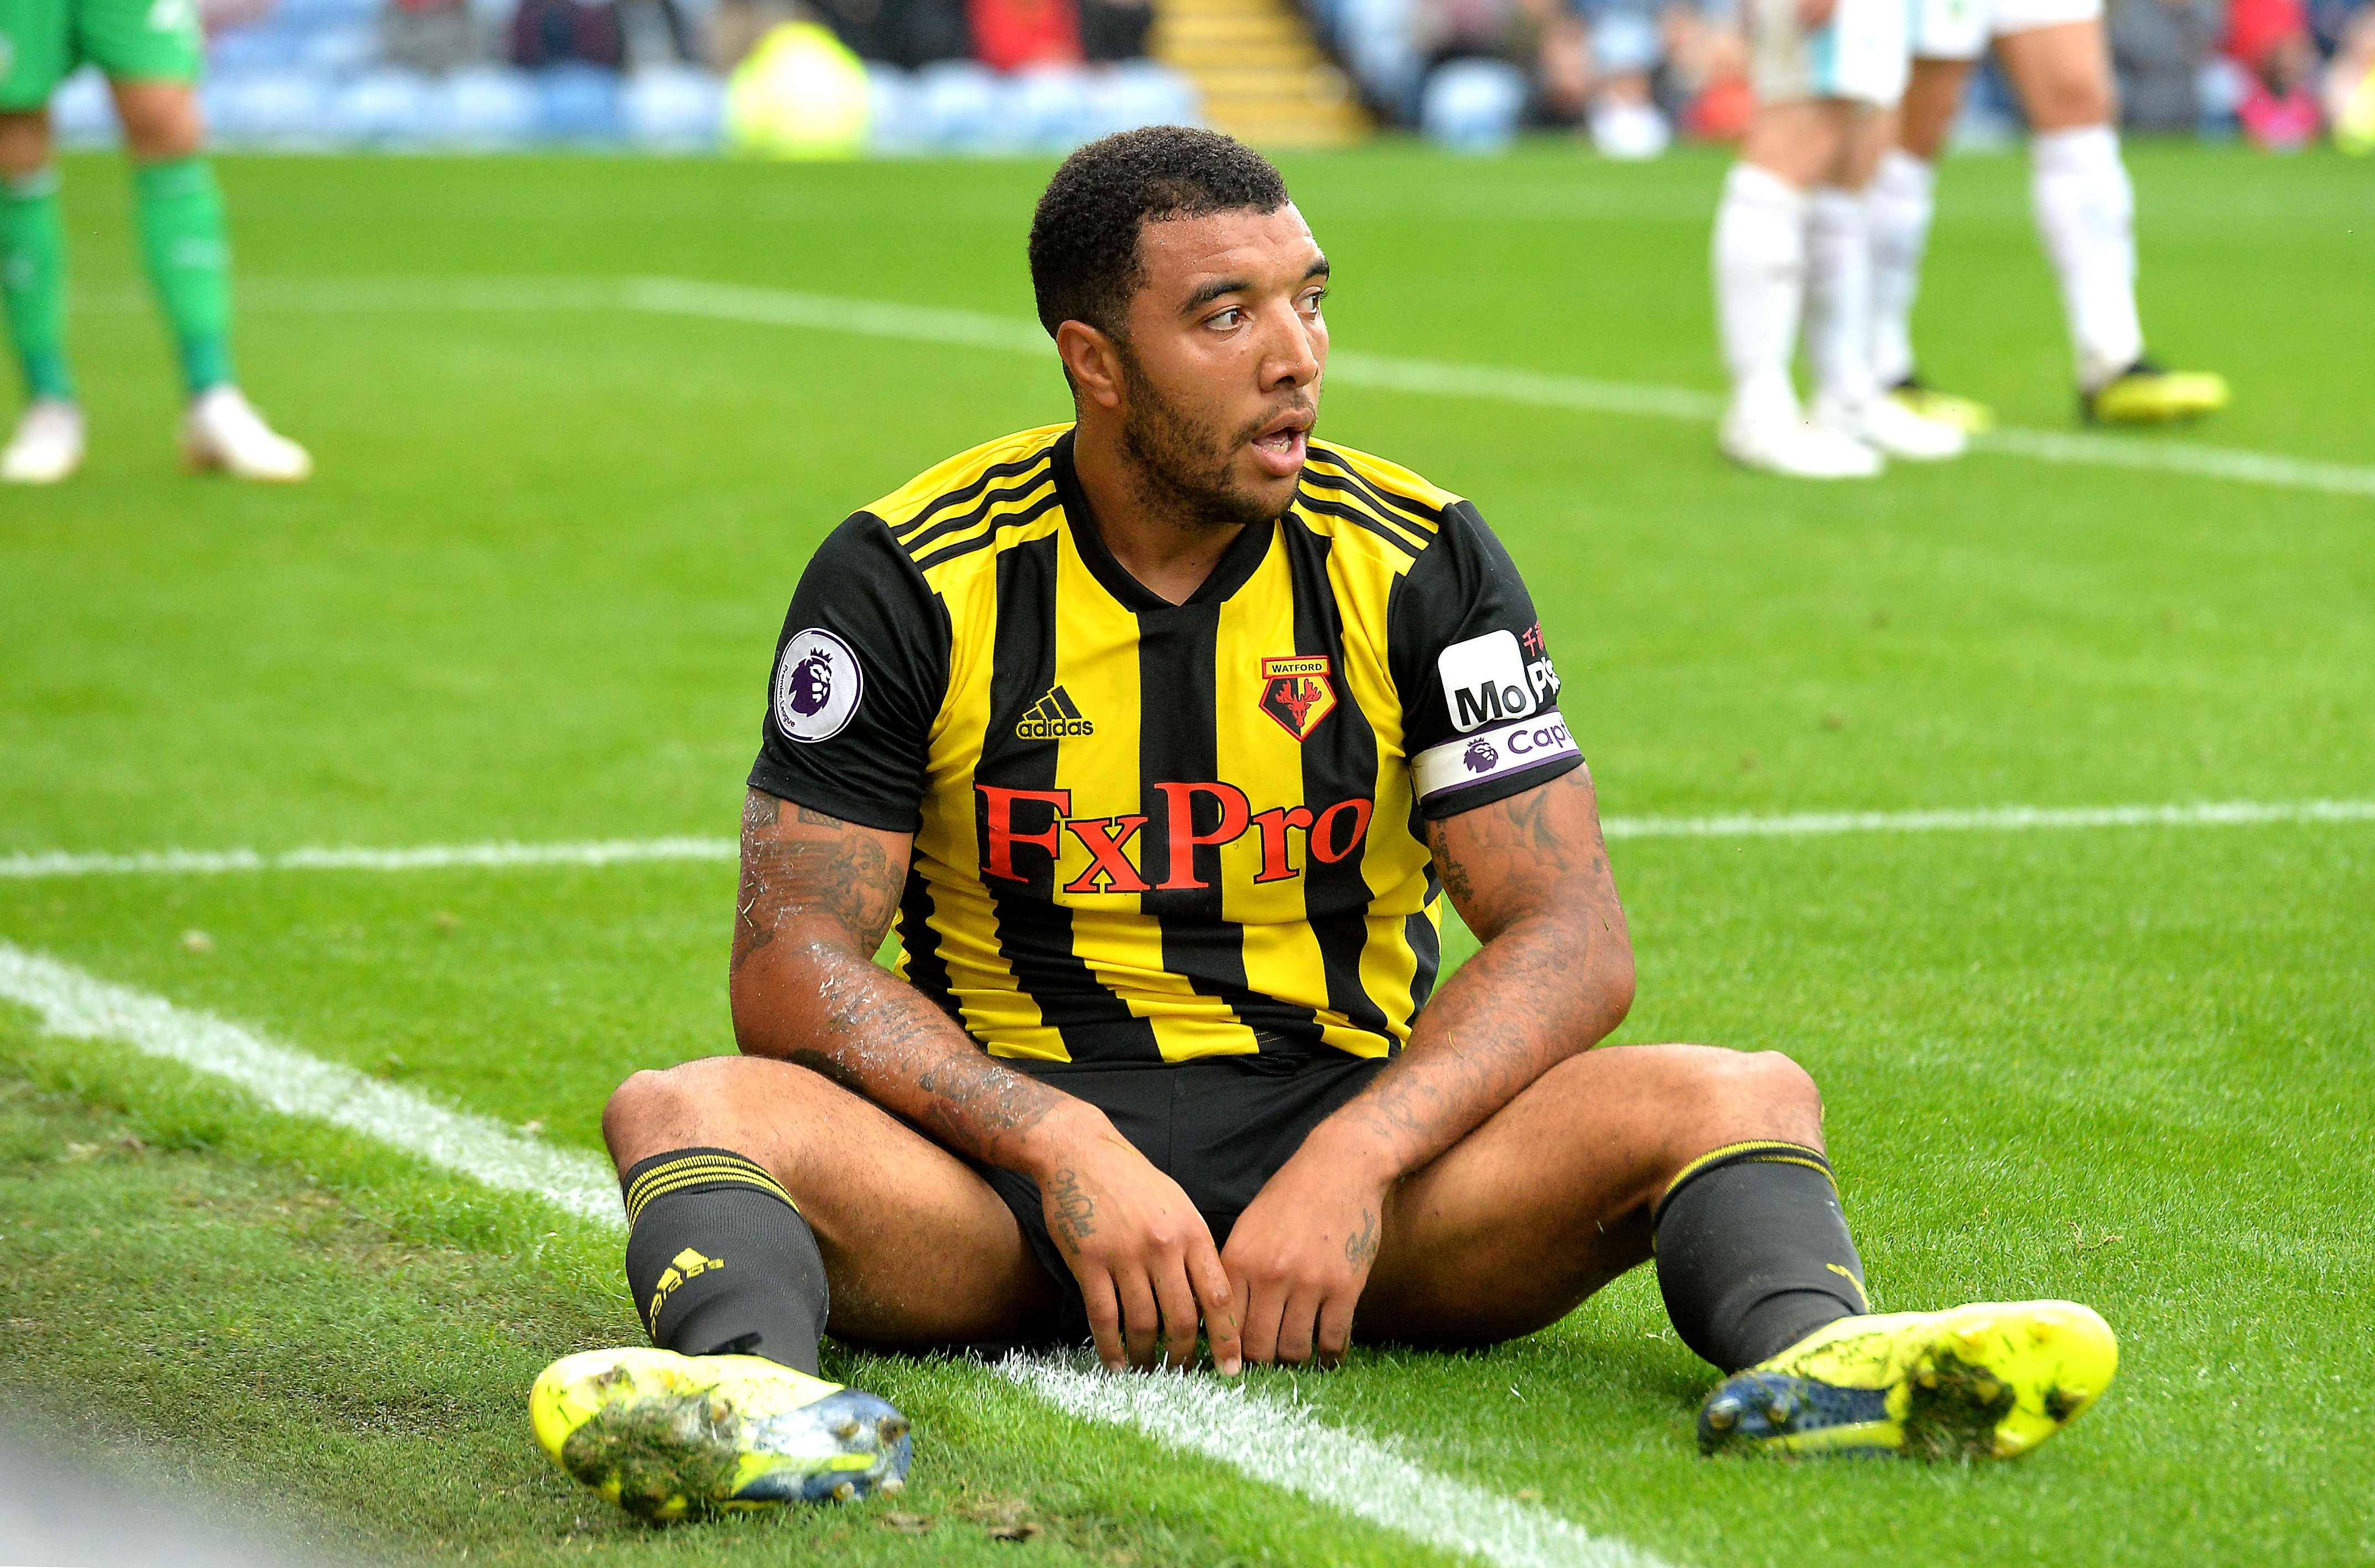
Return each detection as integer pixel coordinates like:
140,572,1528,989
4,798,2368,881
0,942,623,1225
1596,796,2375,840
78,276,2375,500
0,836,737,879
0,944,1665,1568
1002,1358,1669,1568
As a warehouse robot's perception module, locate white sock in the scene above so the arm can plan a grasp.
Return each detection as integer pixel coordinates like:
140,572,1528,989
1805,185,1879,412
1867,148,1936,389
1713,162,1810,421
2030,124,2144,391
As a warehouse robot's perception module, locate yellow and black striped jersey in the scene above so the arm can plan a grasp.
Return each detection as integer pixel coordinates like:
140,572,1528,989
750,425,1578,1071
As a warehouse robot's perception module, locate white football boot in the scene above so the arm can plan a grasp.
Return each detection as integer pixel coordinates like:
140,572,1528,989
1721,397,1884,480
2,397,86,484
1813,392,1967,462
181,386,313,481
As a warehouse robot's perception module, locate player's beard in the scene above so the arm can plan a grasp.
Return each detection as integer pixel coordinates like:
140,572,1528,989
1112,339,1313,534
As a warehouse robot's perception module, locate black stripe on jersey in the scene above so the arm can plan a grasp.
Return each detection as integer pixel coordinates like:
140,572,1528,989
976,536,1161,1063
1135,598,1333,1056
1300,449,1448,536
911,485,1063,575
896,866,960,1022
1404,905,1441,1020
1279,514,1396,1051
892,448,1057,548
1293,491,1430,559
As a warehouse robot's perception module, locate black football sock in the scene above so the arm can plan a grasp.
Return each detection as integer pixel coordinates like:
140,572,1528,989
621,1147,829,1375
1651,1140,1870,1374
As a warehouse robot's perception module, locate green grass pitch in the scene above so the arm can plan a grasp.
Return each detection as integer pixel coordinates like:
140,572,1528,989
2,142,2371,1566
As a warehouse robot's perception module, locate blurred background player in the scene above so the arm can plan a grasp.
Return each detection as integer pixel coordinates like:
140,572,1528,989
0,0,310,484
1867,0,2231,429
1711,0,1967,477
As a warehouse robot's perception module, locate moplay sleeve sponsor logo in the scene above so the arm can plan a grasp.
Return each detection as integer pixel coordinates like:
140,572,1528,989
1410,712,1579,803
1436,630,1538,734
772,628,863,743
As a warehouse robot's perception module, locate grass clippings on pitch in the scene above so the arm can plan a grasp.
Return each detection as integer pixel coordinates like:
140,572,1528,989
2,142,2372,1568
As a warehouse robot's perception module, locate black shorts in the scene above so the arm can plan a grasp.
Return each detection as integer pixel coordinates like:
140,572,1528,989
968,1051,1388,1350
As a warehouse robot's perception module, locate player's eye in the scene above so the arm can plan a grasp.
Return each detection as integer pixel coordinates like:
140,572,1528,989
1300,289,1327,315
1208,307,1246,329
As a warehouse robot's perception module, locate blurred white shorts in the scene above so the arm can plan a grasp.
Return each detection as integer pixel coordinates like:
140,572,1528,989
1910,0,2103,60
1752,0,1910,105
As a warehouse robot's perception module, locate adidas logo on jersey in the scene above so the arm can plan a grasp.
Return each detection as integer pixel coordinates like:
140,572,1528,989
1016,686,1095,740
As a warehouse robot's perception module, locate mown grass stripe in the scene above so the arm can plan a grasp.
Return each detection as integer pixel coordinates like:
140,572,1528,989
0,943,1669,1568
0,943,622,1224
6,798,2369,880
1002,1359,1671,1568
73,277,2375,499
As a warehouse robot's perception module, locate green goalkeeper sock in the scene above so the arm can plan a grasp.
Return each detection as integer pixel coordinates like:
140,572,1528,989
132,156,236,396
2,168,76,402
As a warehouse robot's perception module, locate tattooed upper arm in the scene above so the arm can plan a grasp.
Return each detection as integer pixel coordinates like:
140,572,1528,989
731,787,911,974
1425,766,1625,947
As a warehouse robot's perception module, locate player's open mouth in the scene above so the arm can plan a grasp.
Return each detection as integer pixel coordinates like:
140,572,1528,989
1248,413,1311,477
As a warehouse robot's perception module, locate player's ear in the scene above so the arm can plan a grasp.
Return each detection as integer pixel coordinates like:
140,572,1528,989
1056,320,1126,411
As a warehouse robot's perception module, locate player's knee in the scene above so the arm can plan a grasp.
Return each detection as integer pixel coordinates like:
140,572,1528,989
1667,1045,1822,1133
601,1060,764,1153
601,1067,685,1152
1737,1048,1822,1119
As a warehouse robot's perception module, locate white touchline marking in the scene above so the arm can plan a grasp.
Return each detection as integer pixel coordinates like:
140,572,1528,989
0,837,738,879
4,799,2368,881
1595,797,2375,840
0,944,1670,1568
0,942,623,1225
1002,1358,1672,1568
76,277,2375,499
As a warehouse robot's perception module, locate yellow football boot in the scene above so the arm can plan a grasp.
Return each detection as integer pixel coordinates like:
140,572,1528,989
1698,1300,2117,1460
2083,360,2231,425
1888,378,1997,435
530,1347,910,1519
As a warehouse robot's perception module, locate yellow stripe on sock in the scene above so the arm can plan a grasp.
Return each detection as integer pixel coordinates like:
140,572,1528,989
1661,1140,1836,1202
623,1154,798,1223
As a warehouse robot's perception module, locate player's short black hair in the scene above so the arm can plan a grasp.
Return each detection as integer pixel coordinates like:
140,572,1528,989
1027,126,1291,341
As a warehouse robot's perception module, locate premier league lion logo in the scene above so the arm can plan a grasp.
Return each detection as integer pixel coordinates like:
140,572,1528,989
1462,739,1498,773
786,646,834,718
774,629,862,743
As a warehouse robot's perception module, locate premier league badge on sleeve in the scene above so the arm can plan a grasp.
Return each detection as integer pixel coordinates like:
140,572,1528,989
1258,655,1338,741
773,629,864,744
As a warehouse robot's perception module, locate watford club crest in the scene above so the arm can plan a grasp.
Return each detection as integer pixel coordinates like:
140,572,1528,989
1258,655,1338,741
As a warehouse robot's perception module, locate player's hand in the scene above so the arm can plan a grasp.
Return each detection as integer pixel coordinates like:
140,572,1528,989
1220,1144,1390,1368
1796,0,1838,28
1036,1126,1241,1375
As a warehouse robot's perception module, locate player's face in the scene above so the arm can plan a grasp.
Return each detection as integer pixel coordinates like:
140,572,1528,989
1113,204,1328,529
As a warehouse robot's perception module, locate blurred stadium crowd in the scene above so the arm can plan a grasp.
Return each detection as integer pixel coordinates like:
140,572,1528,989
41,0,2375,153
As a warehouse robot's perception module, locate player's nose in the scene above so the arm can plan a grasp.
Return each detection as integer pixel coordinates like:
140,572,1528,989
1260,302,1322,391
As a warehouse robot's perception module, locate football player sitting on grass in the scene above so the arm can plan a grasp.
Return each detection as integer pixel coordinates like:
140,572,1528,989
529,127,2118,1519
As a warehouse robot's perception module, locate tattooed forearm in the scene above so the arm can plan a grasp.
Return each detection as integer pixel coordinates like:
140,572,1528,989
731,788,1091,1172
1324,767,1634,1180
732,795,900,974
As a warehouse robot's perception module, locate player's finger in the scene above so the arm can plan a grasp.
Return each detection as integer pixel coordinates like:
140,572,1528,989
1274,1285,1325,1365
1190,1243,1241,1375
1117,1267,1163,1370
1078,1263,1127,1372
1152,1255,1202,1370
1314,1287,1358,1369
1236,1273,1288,1366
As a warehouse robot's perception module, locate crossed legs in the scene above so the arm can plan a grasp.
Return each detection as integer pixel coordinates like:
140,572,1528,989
602,1042,1827,1360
